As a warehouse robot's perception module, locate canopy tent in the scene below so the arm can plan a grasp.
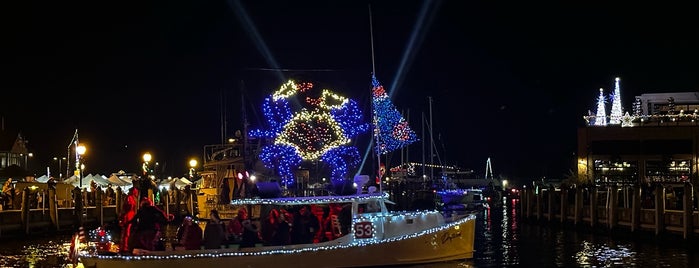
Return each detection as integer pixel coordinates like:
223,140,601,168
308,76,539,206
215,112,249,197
107,174,131,186
35,175,51,183
64,174,110,188
159,177,192,190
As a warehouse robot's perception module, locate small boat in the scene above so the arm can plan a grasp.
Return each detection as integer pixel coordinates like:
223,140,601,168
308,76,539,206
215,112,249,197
437,188,489,211
78,192,476,268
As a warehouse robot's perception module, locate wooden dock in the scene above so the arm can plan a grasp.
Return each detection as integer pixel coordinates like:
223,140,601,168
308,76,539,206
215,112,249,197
520,182,697,239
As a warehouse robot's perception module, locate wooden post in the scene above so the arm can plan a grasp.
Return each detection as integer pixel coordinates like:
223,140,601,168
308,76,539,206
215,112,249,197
631,184,640,232
115,188,123,216
683,182,693,239
654,183,664,236
609,184,618,229
21,187,31,235
96,189,103,227
48,187,59,230
536,187,543,221
575,187,583,225
548,188,554,222
560,187,567,223
73,186,84,227
590,186,597,228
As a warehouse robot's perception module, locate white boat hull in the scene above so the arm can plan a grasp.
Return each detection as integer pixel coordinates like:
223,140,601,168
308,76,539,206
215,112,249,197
80,214,475,268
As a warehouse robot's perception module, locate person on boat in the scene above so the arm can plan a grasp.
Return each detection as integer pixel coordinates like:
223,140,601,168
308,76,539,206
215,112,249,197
119,187,139,254
130,197,170,252
175,216,203,250
320,204,342,242
203,209,227,249
239,209,261,248
227,207,246,242
260,208,279,245
271,209,291,246
290,205,320,244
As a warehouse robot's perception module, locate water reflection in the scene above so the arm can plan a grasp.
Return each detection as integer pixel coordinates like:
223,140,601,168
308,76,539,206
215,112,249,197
0,235,73,267
2,197,699,267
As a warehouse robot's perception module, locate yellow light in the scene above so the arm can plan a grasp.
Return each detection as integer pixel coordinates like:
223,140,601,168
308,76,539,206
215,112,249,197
143,153,152,163
77,145,87,155
189,159,198,168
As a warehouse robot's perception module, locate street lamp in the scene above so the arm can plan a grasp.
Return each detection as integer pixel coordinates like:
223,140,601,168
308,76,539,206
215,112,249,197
76,144,86,188
53,157,66,179
143,152,152,176
188,159,197,179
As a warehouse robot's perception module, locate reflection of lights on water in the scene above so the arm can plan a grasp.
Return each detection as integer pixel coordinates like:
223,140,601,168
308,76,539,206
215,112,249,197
501,197,509,260
575,241,636,266
0,240,71,267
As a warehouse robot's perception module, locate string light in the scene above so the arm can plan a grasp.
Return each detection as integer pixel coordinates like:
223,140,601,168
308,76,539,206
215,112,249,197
249,80,368,186
372,75,418,155
81,192,476,262
609,77,623,124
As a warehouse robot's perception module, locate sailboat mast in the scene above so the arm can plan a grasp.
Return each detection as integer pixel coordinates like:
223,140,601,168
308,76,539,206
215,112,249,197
241,80,249,170
429,96,434,186
369,4,382,192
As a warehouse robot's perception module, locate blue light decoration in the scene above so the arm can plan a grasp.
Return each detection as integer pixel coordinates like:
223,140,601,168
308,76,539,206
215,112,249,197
249,80,368,187
371,74,418,155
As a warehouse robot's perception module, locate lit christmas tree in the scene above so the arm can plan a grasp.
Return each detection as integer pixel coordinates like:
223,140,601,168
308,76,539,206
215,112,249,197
594,88,607,126
371,74,418,154
609,77,623,124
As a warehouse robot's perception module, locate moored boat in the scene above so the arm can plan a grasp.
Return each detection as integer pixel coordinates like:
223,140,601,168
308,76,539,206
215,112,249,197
79,192,476,268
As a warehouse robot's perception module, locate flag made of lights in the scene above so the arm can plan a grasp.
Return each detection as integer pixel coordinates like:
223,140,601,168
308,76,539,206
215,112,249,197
371,74,418,155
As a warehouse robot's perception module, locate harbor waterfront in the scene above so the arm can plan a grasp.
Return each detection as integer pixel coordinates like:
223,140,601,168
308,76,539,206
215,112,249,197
2,197,699,267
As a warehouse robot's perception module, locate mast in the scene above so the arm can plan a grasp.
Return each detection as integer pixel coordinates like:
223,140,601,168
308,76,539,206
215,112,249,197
429,96,434,186
369,4,382,192
421,111,426,187
220,89,226,145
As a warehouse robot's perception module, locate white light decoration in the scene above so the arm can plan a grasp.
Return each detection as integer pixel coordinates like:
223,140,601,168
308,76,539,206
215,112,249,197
609,77,623,124
620,112,634,127
79,192,477,262
594,88,607,126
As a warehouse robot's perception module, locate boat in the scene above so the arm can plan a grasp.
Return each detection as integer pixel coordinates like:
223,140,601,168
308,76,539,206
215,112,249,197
78,186,476,268
437,188,489,211
77,9,477,266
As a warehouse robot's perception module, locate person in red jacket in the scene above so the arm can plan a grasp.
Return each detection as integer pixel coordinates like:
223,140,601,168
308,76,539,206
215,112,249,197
176,216,202,250
118,187,139,254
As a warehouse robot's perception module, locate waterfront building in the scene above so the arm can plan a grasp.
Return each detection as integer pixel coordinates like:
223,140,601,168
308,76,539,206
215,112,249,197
578,81,698,207
0,128,32,179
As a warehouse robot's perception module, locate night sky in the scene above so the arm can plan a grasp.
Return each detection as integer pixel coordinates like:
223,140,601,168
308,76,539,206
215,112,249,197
2,1,698,184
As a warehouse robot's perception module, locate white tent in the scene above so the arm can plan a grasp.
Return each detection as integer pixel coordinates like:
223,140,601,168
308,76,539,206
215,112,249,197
35,175,50,183
159,177,192,190
107,174,131,186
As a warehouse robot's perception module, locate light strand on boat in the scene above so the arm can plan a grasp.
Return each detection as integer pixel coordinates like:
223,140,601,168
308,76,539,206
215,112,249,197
82,213,475,261
229,192,390,206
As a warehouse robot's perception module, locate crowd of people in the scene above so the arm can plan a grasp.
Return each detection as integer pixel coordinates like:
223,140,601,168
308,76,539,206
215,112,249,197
115,202,349,254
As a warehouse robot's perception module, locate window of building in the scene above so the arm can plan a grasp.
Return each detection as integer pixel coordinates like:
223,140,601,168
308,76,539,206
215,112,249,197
593,160,638,185
645,159,691,183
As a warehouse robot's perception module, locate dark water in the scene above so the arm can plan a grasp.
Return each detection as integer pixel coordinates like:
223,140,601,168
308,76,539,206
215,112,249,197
2,198,698,267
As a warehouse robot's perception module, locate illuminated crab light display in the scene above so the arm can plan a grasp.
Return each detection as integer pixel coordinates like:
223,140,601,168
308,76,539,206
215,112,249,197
249,80,369,187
